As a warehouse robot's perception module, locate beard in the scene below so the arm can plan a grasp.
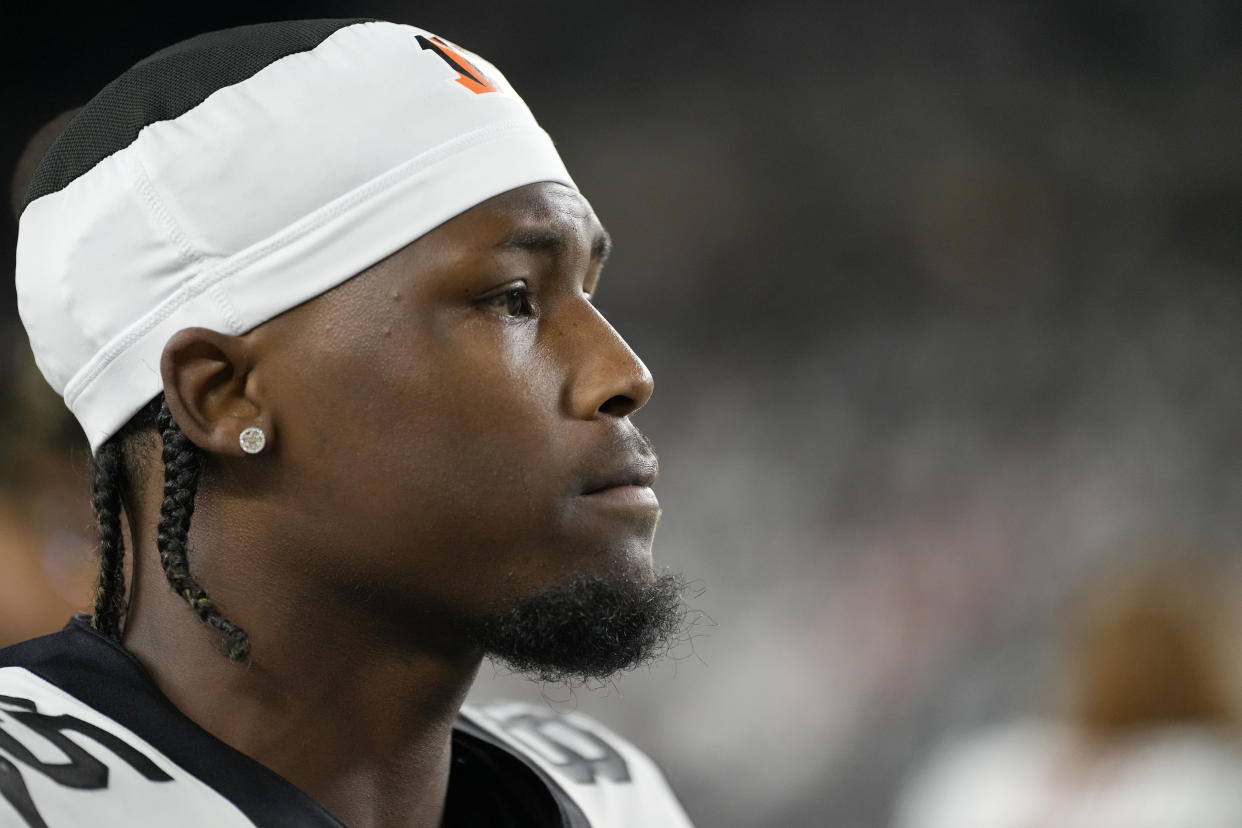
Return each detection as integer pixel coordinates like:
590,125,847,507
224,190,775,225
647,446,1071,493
475,570,688,685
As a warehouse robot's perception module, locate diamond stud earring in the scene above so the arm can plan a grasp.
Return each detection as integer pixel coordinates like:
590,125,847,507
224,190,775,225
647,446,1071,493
239,426,267,455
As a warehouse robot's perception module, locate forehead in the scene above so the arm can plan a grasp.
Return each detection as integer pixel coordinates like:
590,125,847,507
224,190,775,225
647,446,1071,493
389,181,611,283
448,181,603,242
261,182,605,330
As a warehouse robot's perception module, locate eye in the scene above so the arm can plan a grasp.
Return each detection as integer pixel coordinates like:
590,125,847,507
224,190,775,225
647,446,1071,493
480,285,534,318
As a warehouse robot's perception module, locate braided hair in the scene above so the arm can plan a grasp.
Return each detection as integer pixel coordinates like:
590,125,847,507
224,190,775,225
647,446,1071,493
89,395,250,661
89,440,127,639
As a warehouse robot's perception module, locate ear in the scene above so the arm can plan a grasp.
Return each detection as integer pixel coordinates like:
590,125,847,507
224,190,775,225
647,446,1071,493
160,327,270,457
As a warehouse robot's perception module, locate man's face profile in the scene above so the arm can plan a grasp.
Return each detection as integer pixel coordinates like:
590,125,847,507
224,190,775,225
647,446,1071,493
234,181,683,681
7,21,699,828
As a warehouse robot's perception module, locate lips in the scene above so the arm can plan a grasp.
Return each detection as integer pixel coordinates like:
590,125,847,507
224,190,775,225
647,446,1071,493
581,453,659,495
578,425,660,497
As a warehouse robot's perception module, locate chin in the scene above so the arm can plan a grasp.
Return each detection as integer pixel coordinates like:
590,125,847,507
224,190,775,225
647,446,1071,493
568,534,659,585
476,563,686,685
564,494,661,565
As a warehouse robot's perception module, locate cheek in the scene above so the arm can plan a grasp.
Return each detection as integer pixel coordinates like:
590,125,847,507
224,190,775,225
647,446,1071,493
294,333,571,564
386,339,559,490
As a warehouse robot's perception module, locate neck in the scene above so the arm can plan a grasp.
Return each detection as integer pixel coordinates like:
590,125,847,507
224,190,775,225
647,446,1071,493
121,485,482,828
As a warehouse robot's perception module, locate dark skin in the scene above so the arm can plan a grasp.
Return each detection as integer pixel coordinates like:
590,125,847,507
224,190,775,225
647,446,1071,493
120,182,658,828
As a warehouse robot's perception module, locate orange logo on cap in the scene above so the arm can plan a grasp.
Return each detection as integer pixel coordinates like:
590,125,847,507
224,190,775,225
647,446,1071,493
416,35,498,95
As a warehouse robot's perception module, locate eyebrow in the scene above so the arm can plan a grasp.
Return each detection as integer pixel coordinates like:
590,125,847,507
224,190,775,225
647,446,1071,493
494,227,613,265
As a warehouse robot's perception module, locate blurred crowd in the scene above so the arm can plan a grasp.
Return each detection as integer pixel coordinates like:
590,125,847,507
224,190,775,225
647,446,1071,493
896,567,1242,828
4,2,1242,826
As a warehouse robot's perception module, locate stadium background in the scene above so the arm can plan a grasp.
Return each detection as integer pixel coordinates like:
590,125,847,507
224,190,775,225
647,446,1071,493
3,2,1242,825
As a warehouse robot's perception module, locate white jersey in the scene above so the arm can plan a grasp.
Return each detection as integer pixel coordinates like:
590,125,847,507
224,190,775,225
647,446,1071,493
0,616,693,827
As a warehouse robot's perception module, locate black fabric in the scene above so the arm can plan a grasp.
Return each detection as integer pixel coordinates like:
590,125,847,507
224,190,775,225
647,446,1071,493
449,720,588,827
22,18,374,212
0,616,589,827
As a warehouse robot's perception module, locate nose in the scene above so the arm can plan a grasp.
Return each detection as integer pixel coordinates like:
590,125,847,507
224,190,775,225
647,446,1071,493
565,303,654,420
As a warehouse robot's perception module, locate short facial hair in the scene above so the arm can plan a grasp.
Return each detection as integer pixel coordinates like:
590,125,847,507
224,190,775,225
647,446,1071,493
476,571,688,685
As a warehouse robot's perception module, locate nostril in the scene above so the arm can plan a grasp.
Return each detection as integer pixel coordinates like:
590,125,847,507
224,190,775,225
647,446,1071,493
598,394,638,418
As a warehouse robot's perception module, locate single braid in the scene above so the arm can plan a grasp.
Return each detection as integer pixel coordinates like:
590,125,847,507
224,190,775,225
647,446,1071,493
156,400,251,661
90,441,127,638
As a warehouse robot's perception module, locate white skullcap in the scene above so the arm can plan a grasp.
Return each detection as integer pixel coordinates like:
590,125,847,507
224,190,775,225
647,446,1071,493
15,19,576,451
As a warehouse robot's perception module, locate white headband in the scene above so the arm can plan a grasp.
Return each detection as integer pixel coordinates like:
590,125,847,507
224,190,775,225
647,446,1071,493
15,20,575,451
